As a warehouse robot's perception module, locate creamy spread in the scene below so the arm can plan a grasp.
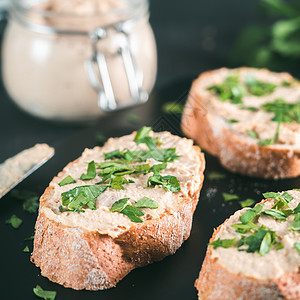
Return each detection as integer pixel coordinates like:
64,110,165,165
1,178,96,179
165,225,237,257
211,190,300,280
201,68,300,146
0,144,54,197
41,132,202,238
2,0,157,121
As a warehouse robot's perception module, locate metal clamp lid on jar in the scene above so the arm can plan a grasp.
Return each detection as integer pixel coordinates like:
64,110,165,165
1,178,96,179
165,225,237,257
10,4,149,112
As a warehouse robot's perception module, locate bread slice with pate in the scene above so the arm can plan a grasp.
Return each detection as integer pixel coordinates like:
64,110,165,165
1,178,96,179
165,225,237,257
31,128,205,290
181,67,300,179
195,189,300,300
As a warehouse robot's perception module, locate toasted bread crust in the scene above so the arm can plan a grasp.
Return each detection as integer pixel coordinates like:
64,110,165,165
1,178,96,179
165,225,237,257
182,67,300,179
31,142,205,290
195,197,300,300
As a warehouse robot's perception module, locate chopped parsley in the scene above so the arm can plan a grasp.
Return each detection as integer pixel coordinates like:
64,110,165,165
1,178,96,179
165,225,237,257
110,197,158,223
108,176,134,190
263,191,293,208
80,161,96,180
207,171,226,180
10,189,39,213
239,198,255,208
61,185,107,212
245,74,276,96
207,74,246,104
247,129,259,139
162,102,184,114
5,215,23,229
209,237,237,249
228,119,239,123
262,209,287,221
222,192,239,202
33,285,56,300
231,222,259,234
147,162,180,192
240,204,264,224
294,242,300,254
288,214,300,231
23,246,30,253
58,175,76,187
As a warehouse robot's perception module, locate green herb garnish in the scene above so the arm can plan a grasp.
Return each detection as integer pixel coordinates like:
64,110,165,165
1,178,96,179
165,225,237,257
127,113,140,124
222,193,239,202
33,285,56,300
162,102,184,114
294,242,300,254
207,171,226,180
247,129,259,139
147,163,180,192
262,208,287,221
231,222,259,233
288,214,300,231
245,74,276,96
133,196,158,209
239,198,255,208
275,242,284,250
80,161,96,180
110,198,129,212
120,205,144,223
259,232,273,256
228,119,239,123
10,189,39,213
209,237,237,249
263,191,293,208
61,185,107,212
134,126,156,150
58,175,76,187
5,215,23,229
23,246,30,253
240,204,264,224
109,176,134,190
207,74,246,104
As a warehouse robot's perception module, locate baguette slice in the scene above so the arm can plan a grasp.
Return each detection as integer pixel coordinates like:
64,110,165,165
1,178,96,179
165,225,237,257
181,67,300,179
31,130,205,290
195,190,300,300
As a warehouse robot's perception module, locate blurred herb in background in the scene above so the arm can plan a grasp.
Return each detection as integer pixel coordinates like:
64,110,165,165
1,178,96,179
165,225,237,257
230,0,300,72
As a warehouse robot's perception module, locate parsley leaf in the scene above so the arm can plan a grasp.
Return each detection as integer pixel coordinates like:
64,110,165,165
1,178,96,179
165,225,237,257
222,193,239,202
33,285,56,300
247,129,259,139
207,74,246,104
207,171,226,180
133,197,158,209
110,198,129,212
80,161,96,180
23,246,30,253
209,237,237,249
10,189,39,213
134,126,152,143
240,204,264,224
263,191,293,208
231,222,259,233
121,205,144,223
109,176,134,190
294,242,300,254
288,213,300,231
61,185,107,212
245,74,277,96
262,209,287,221
162,102,184,114
294,203,300,214
259,232,272,256
58,175,76,186
239,198,255,208
5,215,23,229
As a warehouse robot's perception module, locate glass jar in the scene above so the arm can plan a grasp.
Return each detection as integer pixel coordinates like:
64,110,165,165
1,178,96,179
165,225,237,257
2,0,157,122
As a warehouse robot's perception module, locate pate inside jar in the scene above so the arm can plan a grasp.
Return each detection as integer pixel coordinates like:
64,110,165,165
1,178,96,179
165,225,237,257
2,0,157,122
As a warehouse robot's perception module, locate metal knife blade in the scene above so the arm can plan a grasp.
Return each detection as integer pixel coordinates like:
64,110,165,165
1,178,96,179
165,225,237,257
0,144,55,199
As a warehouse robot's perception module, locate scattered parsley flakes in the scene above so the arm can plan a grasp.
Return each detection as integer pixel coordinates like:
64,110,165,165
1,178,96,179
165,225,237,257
80,161,96,180
5,215,23,229
239,198,255,208
33,285,56,300
288,214,300,231
61,185,107,212
58,175,76,187
228,119,239,123
133,197,158,209
23,246,30,253
209,237,237,249
222,193,239,202
263,191,293,208
120,205,144,223
245,74,276,96
247,129,259,139
10,189,39,213
110,198,129,212
207,171,226,180
24,235,34,241
259,231,272,256
231,222,259,234
294,242,300,254
162,102,184,114
262,209,287,221
240,204,264,224
127,113,140,124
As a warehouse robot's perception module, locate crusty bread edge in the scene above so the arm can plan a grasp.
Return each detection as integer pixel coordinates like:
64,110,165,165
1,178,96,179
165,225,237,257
31,142,205,290
181,67,300,179
194,198,300,300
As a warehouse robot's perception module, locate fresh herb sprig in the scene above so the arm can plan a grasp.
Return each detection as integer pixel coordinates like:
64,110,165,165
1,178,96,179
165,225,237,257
110,197,158,223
